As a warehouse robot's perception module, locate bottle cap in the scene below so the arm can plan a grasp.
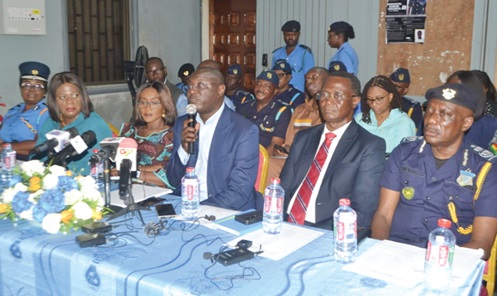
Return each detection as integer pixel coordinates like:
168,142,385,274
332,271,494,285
92,148,99,153
339,198,351,206
438,218,452,228
186,167,195,173
271,177,280,184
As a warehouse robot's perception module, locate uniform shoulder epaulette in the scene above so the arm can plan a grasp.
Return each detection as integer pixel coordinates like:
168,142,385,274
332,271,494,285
469,145,497,163
272,46,284,54
11,103,23,109
299,44,312,54
404,96,421,105
400,136,423,144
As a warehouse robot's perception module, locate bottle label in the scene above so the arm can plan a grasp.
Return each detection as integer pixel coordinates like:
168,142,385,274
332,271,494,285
264,195,283,214
3,151,15,170
426,241,454,267
183,179,198,201
336,214,356,241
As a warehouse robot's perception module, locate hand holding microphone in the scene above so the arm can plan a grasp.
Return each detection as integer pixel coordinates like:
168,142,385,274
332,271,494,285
183,104,198,155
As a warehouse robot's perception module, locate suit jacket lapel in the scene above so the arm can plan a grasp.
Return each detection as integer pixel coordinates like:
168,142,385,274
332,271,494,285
327,121,358,172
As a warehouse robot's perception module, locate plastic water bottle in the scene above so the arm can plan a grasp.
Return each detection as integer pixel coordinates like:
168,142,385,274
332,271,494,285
89,148,104,193
333,198,357,263
263,177,284,234
181,167,200,220
424,218,456,290
1,143,16,186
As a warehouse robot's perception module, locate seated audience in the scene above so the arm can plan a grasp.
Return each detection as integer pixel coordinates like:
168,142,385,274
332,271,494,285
166,67,260,211
355,75,416,154
472,70,497,118
371,83,497,259
225,64,254,110
176,63,194,94
176,59,235,116
329,61,362,116
389,67,423,129
446,70,497,150
267,67,328,182
280,72,386,230
35,72,112,175
120,81,176,188
272,59,306,109
238,70,292,156
0,61,51,158
145,57,183,105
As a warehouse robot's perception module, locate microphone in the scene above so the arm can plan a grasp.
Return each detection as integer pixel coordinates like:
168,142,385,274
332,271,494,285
48,130,96,167
186,104,197,154
115,138,138,171
98,137,125,161
118,159,132,199
204,215,216,221
143,221,165,237
30,127,79,155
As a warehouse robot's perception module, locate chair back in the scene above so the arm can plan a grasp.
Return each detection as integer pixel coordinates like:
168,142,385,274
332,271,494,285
255,145,269,194
483,235,497,295
106,121,120,137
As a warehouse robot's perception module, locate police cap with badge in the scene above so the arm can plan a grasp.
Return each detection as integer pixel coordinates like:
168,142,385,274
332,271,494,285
272,59,292,74
281,20,300,32
257,70,279,87
177,63,194,78
425,83,478,114
390,68,411,83
328,61,347,73
227,64,242,77
19,61,50,82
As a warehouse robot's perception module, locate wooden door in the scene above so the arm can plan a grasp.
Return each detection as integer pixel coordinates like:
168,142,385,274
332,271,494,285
210,0,256,91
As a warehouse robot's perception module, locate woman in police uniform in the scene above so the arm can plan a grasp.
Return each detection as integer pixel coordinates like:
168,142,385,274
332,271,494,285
0,61,51,159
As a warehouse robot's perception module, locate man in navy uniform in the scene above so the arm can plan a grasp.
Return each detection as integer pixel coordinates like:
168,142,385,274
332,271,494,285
372,83,497,260
0,61,51,159
238,70,292,157
176,63,194,94
390,67,423,129
272,20,315,93
225,64,254,110
272,59,305,109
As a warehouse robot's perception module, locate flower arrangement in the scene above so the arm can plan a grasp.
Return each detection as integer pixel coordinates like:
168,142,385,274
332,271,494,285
0,160,105,234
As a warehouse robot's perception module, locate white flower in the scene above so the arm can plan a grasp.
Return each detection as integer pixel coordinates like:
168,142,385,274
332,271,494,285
77,175,97,189
42,174,59,190
28,191,43,204
14,182,28,192
0,187,20,203
65,189,83,206
19,208,34,221
72,201,93,220
49,165,67,177
42,213,62,234
20,160,46,176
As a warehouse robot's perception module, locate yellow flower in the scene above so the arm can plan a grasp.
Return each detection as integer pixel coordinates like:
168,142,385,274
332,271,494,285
28,176,42,192
92,209,103,221
66,170,73,177
0,203,11,214
60,209,74,224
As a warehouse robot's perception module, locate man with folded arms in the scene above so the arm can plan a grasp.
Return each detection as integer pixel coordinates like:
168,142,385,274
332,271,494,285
280,72,386,230
371,83,497,259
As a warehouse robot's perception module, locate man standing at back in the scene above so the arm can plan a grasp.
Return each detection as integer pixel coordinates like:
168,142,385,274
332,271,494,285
280,72,386,230
166,68,260,211
145,57,183,105
272,20,315,93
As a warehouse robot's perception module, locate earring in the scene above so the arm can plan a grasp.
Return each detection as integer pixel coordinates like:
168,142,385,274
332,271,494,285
162,112,166,118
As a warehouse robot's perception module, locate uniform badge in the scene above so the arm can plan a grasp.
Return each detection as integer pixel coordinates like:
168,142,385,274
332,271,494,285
183,70,189,76
267,72,272,79
31,69,39,75
233,69,238,75
334,64,340,71
398,74,404,81
279,63,285,69
457,170,475,187
402,187,415,200
442,88,456,100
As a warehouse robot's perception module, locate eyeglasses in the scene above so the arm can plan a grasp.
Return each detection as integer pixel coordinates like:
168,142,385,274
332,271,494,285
276,73,290,78
57,93,81,102
187,82,218,91
146,68,164,76
366,95,387,104
21,82,45,91
317,91,356,102
137,100,162,109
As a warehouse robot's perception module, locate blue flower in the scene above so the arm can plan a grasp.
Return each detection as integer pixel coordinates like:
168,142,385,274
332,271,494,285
58,176,79,192
32,204,48,222
39,189,66,213
11,191,32,213
8,175,22,187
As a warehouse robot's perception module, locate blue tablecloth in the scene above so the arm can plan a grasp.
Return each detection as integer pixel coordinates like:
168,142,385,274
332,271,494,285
0,195,484,296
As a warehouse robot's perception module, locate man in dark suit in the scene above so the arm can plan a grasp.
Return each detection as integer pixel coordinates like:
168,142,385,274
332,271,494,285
145,57,183,105
166,67,260,211
280,72,386,229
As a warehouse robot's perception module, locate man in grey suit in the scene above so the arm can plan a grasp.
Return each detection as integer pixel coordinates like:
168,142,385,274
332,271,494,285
280,72,386,230
145,57,183,105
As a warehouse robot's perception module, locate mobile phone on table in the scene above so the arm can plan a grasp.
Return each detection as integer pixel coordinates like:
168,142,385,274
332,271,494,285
155,203,176,219
274,144,289,154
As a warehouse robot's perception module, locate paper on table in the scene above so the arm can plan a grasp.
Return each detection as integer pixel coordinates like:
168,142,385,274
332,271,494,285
227,223,324,261
343,240,484,289
110,184,172,207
